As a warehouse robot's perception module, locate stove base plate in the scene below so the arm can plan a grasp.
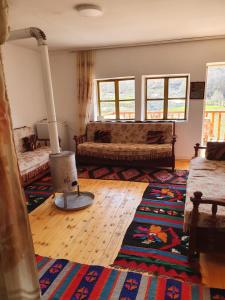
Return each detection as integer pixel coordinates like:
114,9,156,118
54,192,94,211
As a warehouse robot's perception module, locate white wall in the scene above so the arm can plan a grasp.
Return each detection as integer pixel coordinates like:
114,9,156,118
50,39,225,158
49,52,78,150
94,39,225,159
2,43,47,129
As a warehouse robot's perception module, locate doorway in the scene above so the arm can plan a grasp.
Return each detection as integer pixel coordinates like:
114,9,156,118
203,63,225,144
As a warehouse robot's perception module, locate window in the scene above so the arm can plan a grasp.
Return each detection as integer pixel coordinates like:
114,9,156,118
203,63,225,142
145,75,189,120
97,78,135,120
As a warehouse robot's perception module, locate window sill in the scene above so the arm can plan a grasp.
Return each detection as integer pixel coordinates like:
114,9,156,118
94,119,188,123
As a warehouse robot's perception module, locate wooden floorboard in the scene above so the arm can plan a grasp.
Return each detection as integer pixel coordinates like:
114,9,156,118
30,179,148,266
29,160,225,289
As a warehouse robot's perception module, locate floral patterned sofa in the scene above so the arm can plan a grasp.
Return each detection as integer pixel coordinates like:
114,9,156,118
14,126,51,186
74,121,176,170
185,143,225,258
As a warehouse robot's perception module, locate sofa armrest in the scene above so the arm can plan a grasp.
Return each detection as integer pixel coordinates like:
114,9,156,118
37,138,50,146
74,134,87,153
188,191,225,259
37,137,61,147
194,143,207,157
171,135,176,145
170,135,176,172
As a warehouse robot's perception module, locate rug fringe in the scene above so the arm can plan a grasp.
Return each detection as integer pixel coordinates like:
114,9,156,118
110,263,201,284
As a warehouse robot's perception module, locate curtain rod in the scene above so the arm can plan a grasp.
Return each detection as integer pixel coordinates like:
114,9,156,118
68,34,225,53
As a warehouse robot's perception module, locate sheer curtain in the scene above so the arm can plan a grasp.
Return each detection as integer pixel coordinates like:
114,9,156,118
77,50,95,134
0,1,40,299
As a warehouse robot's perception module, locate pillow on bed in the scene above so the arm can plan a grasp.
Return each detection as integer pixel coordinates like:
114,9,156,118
94,130,111,143
22,134,38,151
147,131,165,144
206,142,225,160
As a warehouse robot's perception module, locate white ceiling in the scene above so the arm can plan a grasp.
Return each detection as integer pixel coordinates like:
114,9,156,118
8,0,225,50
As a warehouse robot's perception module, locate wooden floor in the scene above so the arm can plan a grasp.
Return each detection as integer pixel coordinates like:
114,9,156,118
29,160,225,289
30,179,148,266
176,159,189,170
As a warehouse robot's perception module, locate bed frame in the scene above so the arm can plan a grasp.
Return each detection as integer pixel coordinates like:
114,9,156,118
188,143,225,261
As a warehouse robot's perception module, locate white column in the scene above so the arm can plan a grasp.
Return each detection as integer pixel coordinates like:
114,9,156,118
39,45,60,154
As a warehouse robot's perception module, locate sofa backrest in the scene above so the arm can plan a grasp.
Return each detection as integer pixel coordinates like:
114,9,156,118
13,126,34,153
86,122,174,144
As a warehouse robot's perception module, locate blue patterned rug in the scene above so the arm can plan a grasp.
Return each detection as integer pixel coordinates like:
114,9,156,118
36,254,224,299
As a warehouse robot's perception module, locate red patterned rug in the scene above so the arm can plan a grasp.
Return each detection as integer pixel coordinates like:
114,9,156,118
25,167,188,213
78,166,188,185
24,175,53,213
112,183,201,283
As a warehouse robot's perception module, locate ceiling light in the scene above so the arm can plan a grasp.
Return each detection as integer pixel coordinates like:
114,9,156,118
75,4,103,17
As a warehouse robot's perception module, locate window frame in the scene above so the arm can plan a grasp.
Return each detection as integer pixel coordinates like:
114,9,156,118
145,75,189,121
97,77,135,121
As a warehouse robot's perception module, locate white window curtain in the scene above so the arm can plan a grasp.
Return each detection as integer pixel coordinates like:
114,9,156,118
0,1,40,299
77,50,95,135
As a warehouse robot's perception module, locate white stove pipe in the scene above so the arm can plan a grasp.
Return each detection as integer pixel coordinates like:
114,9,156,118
8,28,60,154
39,45,60,154
7,28,94,211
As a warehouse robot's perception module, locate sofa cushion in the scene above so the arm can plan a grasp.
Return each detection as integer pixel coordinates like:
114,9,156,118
184,157,225,230
77,142,172,160
17,146,51,176
23,134,40,151
86,122,174,144
147,130,165,144
94,130,111,143
14,126,35,153
206,141,225,160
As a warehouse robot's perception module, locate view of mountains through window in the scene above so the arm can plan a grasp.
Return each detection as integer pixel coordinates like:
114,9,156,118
206,66,225,110
98,79,135,119
146,76,188,120
203,65,225,142
98,76,189,120
98,70,225,137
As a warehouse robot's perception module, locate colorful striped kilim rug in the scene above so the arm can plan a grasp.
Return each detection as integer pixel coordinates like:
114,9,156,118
112,183,201,283
78,166,188,185
36,254,224,300
24,167,188,213
24,175,53,213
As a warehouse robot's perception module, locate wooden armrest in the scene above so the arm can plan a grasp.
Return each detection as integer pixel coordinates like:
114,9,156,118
74,134,87,152
190,191,225,227
37,138,50,146
37,138,50,141
37,137,61,147
194,143,207,157
74,134,87,142
171,135,176,171
171,135,176,144
191,191,225,207
196,197,225,207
